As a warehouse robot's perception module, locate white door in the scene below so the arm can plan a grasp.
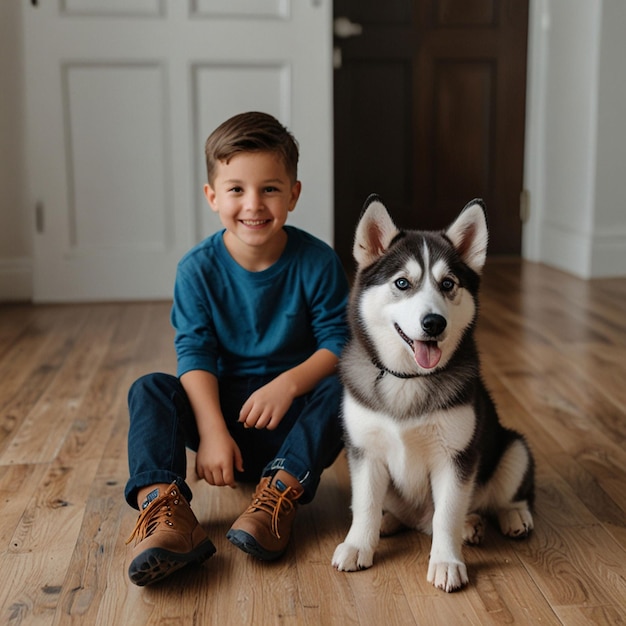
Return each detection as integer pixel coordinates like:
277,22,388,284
22,0,333,302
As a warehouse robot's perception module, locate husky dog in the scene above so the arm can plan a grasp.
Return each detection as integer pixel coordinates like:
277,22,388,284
332,196,534,592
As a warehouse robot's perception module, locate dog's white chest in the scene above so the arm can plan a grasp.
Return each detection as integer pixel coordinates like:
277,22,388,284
342,392,476,494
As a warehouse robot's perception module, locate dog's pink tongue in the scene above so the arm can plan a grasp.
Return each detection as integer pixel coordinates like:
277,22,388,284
414,341,442,369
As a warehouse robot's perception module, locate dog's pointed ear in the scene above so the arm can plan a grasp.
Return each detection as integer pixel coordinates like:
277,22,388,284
353,195,400,268
446,199,488,274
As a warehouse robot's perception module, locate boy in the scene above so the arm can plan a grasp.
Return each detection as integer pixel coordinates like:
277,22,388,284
125,111,349,586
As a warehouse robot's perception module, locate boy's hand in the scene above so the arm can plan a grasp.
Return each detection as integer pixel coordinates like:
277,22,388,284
196,429,244,488
238,375,295,431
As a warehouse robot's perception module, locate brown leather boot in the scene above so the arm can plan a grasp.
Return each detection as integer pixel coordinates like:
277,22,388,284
226,475,303,560
126,482,215,586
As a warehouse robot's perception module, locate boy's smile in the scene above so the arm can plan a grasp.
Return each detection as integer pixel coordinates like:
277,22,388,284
204,151,301,271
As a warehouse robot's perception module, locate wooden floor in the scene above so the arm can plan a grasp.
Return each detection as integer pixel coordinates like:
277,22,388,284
1,259,625,625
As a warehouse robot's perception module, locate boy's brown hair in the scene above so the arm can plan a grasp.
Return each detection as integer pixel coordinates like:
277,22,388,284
205,111,299,185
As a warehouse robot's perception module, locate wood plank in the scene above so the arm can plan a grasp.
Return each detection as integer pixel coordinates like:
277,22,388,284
1,306,122,465
518,522,626,611
0,306,88,455
0,304,37,356
0,463,49,549
0,303,150,623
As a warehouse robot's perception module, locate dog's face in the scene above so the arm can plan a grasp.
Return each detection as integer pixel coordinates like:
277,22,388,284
351,196,488,375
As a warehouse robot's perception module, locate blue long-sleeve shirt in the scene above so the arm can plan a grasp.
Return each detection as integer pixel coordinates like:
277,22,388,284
171,226,350,379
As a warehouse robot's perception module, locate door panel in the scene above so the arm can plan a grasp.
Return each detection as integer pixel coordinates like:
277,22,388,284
334,0,529,269
23,0,332,301
429,61,494,217
60,0,163,16
64,63,171,252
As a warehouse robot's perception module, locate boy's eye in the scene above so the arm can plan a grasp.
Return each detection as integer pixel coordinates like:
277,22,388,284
229,186,243,193
264,186,279,193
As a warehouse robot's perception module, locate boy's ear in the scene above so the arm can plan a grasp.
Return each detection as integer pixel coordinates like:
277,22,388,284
288,180,302,212
353,194,400,268
204,184,218,212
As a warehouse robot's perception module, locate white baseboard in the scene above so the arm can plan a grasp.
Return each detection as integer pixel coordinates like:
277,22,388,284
590,230,626,278
539,223,626,279
0,257,33,301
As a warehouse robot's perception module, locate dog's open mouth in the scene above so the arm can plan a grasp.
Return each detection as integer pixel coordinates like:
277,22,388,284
394,323,442,370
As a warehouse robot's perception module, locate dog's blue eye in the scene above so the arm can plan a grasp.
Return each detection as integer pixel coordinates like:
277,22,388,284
395,278,410,290
441,279,455,292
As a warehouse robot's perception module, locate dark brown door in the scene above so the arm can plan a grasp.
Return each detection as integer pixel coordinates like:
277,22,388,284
333,0,529,270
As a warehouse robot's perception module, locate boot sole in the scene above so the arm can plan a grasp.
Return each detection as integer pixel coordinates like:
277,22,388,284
128,538,216,586
226,529,284,561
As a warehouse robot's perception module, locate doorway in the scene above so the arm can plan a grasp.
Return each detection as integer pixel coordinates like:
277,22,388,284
333,0,529,270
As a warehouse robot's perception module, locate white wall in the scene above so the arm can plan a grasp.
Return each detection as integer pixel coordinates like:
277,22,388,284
524,0,626,278
593,0,626,276
0,1,32,300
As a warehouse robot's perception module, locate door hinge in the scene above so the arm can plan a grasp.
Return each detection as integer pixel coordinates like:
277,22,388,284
35,201,44,233
520,189,530,223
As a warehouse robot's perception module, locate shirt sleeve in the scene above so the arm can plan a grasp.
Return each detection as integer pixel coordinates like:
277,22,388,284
171,262,220,378
305,249,350,359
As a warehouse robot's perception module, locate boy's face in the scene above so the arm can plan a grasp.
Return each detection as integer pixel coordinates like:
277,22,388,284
204,151,301,255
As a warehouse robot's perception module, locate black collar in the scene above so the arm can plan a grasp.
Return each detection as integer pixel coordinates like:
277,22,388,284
372,358,422,380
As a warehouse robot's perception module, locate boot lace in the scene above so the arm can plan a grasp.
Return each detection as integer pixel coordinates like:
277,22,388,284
248,483,301,539
126,487,181,545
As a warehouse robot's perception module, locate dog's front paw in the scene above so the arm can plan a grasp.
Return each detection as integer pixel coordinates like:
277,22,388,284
463,513,485,545
332,542,374,572
427,560,468,592
498,507,534,539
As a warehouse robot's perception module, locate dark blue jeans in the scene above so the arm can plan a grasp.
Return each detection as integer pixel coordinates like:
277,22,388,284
125,372,344,510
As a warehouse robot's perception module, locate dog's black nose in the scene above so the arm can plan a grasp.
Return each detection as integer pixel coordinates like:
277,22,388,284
422,314,447,337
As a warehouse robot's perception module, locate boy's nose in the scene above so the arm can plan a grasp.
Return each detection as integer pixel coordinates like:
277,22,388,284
244,190,263,209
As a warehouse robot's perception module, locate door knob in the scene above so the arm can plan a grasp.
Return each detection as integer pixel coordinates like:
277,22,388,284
334,16,363,39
